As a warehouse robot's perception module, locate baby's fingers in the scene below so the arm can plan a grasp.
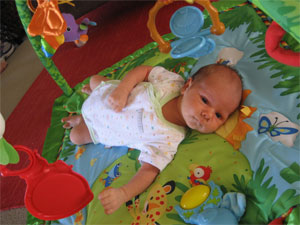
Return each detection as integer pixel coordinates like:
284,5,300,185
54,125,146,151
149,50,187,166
98,193,111,205
104,208,115,215
99,198,113,214
110,102,122,112
107,96,118,110
98,189,118,214
107,97,124,112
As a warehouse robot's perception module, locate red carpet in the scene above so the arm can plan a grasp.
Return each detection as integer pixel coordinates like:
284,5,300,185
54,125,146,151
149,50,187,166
1,1,208,211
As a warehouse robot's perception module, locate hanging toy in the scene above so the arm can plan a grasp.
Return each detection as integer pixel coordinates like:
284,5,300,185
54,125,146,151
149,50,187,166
27,0,67,37
27,0,96,57
0,113,19,165
169,6,216,58
62,13,97,47
0,145,93,220
27,0,67,57
147,0,225,54
265,21,300,67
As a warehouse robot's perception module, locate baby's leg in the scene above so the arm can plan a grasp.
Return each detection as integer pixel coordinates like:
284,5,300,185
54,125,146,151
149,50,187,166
82,75,110,94
62,115,92,145
99,163,159,214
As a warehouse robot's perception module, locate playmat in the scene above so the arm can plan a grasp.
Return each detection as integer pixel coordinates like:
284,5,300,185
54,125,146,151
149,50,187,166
3,0,300,224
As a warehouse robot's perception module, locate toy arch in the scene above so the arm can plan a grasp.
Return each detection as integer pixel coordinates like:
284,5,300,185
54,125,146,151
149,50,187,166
147,0,225,53
26,0,36,13
15,0,73,96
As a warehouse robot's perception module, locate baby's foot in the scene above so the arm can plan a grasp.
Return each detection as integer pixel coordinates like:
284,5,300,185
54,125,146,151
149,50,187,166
81,84,92,95
98,187,127,214
61,115,82,129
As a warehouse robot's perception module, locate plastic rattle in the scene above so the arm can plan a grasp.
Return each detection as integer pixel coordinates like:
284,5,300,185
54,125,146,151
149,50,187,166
169,6,216,58
175,181,246,225
180,184,210,209
0,145,93,220
147,0,225,53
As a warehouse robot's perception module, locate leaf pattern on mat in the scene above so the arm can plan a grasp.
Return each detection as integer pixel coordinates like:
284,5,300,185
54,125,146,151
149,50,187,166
233,159,300,224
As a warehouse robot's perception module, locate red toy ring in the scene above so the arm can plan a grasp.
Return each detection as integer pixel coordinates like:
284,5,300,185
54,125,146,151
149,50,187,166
0,145,93,220
265,21,300,67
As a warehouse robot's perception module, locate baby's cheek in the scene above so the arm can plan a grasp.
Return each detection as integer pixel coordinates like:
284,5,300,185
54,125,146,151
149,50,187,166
213,121,225,132
202,123,220,133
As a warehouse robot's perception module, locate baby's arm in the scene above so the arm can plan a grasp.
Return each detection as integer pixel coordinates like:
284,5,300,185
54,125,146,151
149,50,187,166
98,163,159,214
108,65,153,112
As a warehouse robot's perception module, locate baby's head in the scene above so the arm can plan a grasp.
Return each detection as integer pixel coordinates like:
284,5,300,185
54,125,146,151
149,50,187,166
180,63,243,133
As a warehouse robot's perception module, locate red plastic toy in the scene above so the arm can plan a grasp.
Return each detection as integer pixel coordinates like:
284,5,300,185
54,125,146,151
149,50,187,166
265,21,300,67
0,145,93,221
268,206,296,225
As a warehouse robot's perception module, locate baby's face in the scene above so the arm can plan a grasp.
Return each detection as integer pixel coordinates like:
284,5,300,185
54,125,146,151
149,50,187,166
180,72,242,133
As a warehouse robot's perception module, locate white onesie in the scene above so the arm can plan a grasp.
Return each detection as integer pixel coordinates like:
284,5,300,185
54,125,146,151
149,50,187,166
82,66,187,171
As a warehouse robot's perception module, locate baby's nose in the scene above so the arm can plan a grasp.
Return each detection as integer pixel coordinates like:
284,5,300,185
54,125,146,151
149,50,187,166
201,109,213,120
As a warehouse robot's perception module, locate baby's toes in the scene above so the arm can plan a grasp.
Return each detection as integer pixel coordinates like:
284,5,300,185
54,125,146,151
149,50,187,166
63,122,71,129
61,116,71,124
81,85,92,94
61,118,72,129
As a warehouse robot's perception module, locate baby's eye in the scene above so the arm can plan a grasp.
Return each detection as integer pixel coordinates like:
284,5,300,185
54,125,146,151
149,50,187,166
216,112,222,119
201,97,208,104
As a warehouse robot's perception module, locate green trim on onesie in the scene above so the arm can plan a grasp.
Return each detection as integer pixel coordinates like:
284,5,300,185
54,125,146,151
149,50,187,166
146,82,186,134
81,111,97,144
95,80,121,91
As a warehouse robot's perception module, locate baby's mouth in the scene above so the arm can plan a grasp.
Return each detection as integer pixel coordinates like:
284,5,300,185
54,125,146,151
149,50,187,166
192,116,202,128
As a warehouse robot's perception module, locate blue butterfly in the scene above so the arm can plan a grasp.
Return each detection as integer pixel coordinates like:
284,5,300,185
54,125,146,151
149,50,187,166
258,116,299,137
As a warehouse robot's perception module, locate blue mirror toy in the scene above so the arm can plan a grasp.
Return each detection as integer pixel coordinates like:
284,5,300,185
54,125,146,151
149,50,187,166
170,6,216,59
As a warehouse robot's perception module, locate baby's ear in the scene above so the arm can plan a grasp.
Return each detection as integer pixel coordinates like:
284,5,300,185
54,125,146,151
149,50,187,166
181,78,192,94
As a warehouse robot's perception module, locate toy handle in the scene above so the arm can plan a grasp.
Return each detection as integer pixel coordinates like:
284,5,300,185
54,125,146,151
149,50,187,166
26,0,36,13
147,0,225,53
265,21,300,67
0,145,34,177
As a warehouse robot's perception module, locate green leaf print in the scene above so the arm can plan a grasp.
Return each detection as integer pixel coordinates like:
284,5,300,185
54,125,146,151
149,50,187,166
280,162,300,184
233,159,299,224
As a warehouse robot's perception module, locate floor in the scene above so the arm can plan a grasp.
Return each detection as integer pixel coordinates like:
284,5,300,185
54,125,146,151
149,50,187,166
0,38,43,224
1,38,44,120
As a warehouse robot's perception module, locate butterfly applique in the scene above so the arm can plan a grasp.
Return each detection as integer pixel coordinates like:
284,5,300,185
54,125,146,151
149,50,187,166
259,116,298,136
258,112,299,147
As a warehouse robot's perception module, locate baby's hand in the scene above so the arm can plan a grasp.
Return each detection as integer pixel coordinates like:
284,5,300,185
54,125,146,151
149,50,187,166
107,87,129,112
98,187,127,214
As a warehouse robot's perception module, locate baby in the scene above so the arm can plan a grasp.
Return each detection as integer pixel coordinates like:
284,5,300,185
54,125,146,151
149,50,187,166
62,63,242,214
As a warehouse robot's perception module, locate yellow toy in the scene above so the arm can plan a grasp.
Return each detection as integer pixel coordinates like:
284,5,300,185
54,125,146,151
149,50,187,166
180,184,210,209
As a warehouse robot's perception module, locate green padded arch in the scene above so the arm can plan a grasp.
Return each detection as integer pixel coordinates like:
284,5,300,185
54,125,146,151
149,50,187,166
249,0,300,43
15,0,73,96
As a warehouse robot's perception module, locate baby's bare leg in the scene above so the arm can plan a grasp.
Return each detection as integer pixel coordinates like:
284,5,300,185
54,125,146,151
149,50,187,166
99,163,159,214
62,115,92,145
82,75,110,94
